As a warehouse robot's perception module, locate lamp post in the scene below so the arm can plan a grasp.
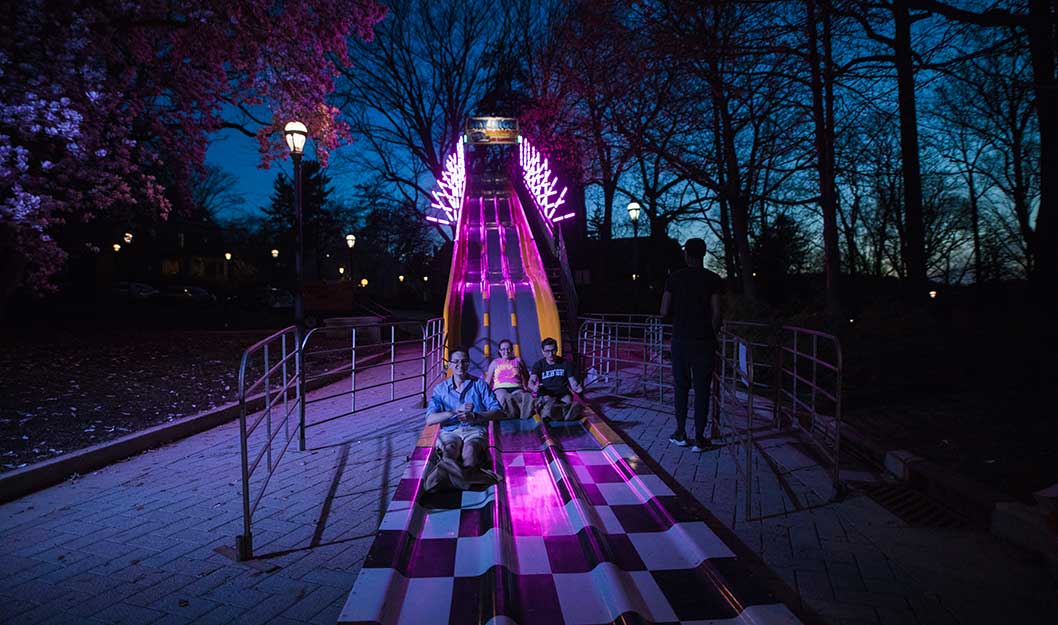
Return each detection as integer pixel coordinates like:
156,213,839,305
283,120,308,456
345,233,356,279
627,201,641,312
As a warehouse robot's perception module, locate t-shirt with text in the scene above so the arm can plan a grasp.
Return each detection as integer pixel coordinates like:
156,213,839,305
530,357,574,397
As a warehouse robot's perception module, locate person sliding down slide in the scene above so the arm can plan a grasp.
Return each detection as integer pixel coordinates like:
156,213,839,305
485,339,534,419
528,337,583,422
425,346,505,470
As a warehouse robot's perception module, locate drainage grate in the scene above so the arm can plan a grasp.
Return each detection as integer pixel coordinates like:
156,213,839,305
857,482,968,529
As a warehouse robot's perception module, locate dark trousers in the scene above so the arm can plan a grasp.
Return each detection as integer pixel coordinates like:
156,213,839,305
671,339,715,439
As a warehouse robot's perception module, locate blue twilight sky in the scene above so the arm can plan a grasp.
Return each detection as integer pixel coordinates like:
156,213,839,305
203,125,366,221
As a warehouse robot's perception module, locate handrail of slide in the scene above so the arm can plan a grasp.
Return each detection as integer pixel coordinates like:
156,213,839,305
507,188,563,354
338,401,805,625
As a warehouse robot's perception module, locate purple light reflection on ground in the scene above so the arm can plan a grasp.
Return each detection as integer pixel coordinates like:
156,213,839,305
502,452,573,536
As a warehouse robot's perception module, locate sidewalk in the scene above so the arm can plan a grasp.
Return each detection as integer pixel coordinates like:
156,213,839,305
2,367,1054,624
0,359,428,625
586,392,1057,625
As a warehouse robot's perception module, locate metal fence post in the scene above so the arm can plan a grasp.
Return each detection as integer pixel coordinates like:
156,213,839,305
264,343,272,470
297,327,306,452
390,325,396,401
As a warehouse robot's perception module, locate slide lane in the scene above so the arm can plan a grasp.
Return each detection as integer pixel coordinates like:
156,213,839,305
338,405,805,625
443,189,556,371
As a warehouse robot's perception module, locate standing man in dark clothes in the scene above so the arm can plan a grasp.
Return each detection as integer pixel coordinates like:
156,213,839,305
660,238,724,451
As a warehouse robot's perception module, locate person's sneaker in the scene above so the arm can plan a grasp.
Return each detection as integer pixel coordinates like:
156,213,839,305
669,432,688,446
691,438,713,452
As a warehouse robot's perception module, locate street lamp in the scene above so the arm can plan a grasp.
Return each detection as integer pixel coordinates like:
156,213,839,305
112,243,121,252
345,233,356,282
123,232,133,244
339,266,345,276
283,120,308,457
360,278,368,288
271,248,279,259
399,275,405,283
224,252,232,261
627,202,641,237
627,201,641,310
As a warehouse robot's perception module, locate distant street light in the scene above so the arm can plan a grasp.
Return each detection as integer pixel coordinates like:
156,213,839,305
224,252,232,261
928,290,938,299
399,275,405,283
345,233,356,285
360,278,368,288
112,243,121,252
626,202,641,234
123,232,133,244
423,276,429,282
271,249,279,259
283,119,309,456
339,266,345,276
628,202,641,311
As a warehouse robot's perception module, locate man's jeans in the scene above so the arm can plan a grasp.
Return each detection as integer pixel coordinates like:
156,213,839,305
671,339,715,440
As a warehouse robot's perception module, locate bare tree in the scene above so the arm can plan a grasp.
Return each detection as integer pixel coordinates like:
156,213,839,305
334,0,514,240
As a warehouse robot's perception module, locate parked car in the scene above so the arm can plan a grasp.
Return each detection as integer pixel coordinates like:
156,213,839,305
157,285,216,306
110,282,159,302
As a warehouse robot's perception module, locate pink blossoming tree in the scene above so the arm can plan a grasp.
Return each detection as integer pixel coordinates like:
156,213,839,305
0,0,385,301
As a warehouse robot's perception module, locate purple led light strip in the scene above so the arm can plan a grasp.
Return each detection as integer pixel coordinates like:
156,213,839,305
479,197,489,298
494,196,516,301
518,138,569,232
430,141,466,231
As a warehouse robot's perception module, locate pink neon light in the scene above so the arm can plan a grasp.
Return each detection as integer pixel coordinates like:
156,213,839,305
494,196,515,301
430,141,466,226
518,139,569,231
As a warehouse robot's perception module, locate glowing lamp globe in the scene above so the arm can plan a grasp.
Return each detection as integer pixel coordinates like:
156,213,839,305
283,121,308,155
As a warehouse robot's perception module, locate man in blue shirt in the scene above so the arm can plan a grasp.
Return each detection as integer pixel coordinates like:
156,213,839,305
426,346,504,469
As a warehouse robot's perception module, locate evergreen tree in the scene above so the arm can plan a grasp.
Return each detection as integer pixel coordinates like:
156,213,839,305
262,161,338,280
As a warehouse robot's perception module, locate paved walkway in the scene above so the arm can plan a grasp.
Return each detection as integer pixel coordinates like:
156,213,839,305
587,392,1056,625
1,367,1054,624
0,359,428,625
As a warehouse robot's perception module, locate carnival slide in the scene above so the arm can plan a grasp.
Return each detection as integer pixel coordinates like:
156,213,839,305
441,186,562,371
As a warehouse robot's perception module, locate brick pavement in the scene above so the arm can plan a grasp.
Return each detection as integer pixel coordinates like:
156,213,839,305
3,356,1055,625
0,357,429,625
587,392,1057,625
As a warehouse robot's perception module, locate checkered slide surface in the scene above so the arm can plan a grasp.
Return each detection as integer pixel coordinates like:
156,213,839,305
339,406,803,625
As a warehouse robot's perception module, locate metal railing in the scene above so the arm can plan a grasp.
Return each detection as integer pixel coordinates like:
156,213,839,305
236,326,302,561
776,325,843,490
235,317,445,561
714,329,756,518
576,316,845,510
300,318,446,431
578,315,672,401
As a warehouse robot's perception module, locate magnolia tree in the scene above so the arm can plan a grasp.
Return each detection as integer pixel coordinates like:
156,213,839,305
0,0,385,297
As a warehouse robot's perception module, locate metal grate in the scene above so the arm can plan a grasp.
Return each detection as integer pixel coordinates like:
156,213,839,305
857,482,968,529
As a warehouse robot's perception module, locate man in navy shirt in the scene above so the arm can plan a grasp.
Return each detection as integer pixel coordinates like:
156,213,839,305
529,337,583,421
660,238,723,451
426,346,504,469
